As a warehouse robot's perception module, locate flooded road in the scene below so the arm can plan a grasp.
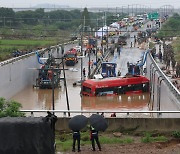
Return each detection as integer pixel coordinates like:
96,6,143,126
11,21,152,115
12,44,150,114
82,93,150,111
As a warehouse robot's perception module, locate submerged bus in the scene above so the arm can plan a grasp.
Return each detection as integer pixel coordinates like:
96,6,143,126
81,75,149,96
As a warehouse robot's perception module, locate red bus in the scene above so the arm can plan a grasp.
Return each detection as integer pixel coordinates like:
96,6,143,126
81,75,149,96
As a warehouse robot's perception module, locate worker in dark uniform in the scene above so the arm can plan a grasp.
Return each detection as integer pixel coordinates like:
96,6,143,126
83,68,86,78
72,131,81,152
90,126,101,151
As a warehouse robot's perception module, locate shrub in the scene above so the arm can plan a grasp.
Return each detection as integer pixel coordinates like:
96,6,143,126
0,97,24,117
172,131,180,138
141,132,168,143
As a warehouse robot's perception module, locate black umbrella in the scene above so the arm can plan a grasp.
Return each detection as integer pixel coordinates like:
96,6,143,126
69,115,88,131
89,114,108,131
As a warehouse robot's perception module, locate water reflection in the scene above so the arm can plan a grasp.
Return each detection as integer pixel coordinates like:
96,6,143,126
81,93,150,111
35,89,60,110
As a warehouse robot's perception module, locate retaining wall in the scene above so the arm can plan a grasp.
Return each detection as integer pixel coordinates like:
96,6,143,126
0,41,78,99
56,117,180,132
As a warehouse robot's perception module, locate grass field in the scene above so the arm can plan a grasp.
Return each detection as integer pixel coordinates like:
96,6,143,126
0,39,57,48
0,39,59,61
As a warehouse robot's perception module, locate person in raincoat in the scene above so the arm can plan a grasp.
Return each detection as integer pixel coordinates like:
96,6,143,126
90,126,101,151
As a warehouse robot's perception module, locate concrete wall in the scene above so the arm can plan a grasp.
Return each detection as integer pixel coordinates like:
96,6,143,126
56,118,180,132
0,54,39,99
0,41,78,99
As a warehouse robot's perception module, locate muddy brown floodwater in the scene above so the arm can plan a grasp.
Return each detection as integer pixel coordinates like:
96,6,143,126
11,27,151,117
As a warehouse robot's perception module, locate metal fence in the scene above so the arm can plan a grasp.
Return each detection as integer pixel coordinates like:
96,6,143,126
20,110,180,118
146,51,180,117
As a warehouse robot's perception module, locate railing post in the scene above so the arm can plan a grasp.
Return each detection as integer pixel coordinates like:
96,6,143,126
158,79,165,117
31,111,34,117
152,70,158,107
157,76,163,112
63,112,66,117
149,66,155,109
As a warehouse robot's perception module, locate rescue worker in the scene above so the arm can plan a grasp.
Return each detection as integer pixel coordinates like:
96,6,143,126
111,112,116,117
83,68,86,78
117,70,121,76
90,126,101,151
130,41,133,48
72,131,81,152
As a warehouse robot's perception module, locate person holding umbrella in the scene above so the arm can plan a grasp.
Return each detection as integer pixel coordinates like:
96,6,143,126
89,114,108,151
90,125,101,151
69,115,88,152
72,131,81,152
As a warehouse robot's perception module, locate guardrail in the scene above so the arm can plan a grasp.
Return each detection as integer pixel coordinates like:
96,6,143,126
148,52,180,101
20,110,180,117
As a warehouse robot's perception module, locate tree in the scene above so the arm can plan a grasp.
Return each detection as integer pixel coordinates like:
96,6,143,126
172,38,180,63
0,7,15,26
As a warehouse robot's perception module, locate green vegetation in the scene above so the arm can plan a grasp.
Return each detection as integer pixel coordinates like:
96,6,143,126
0,97,24,117
172,131,180,138
157,13,180,38
172,37,180,63
0,7,127,61
157,13,180,63
0,39,58,61
141,132,168,143
149,42,155,49
56,131,133,152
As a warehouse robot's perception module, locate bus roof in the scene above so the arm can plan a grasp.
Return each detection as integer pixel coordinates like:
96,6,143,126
82,75,149,88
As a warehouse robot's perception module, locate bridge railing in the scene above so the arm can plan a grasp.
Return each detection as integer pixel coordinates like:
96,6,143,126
147,52,180,101
20,110,180,118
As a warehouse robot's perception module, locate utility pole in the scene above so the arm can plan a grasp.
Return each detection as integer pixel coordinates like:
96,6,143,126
80,32,83,81
96,18,98,63
132,5,134,16
62,58,70,117
88,51,91,78
122,6,123,15
52,68,55,113
128,5,129,16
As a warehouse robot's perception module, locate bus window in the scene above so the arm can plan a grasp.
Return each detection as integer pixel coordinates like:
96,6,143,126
117,86,125,94
127,85,134,91
82,86,91,94
134,84,143,91
142,83,149,92
95,87,115,96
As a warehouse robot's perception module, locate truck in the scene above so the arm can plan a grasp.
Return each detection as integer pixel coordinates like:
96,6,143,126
117,33,130,45
64,48,78,66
